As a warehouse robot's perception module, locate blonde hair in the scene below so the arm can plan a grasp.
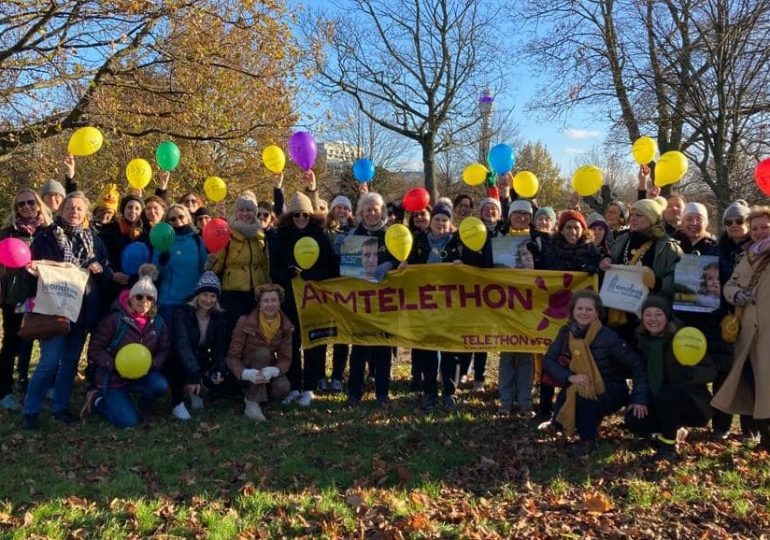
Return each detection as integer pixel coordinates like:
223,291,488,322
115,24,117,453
164,203,193,225
4,188,53,228
747,206,770,224
58,191,91,228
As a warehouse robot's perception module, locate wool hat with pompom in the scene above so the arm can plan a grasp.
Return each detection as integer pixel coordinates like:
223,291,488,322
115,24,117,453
193,271,222,297
130,263,159,300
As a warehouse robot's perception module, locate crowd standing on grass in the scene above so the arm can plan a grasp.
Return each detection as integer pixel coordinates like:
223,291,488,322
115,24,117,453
1,153,770,462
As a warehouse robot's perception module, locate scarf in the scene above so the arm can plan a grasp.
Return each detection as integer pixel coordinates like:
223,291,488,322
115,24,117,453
749,236,770,255
259,313,281,344
230,219,262,239
117,215,144,240
426,233,452,263
555,319,605,437
53,216,94,267
15,214,44,237
363,219,388,234
641,335,667,394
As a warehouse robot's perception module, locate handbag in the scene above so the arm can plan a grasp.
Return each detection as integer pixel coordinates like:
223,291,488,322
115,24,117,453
17,312,71,340
720,254,770,343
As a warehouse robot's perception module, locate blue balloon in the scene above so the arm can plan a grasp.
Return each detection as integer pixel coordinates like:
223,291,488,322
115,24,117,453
487,144,515,174
352,158,375,183
120,242,150,276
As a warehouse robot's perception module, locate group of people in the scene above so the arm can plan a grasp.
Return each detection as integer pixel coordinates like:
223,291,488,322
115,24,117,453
0,155,768,462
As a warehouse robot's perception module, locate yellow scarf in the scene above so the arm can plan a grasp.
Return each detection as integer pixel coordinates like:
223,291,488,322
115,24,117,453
259,313,281,343
555,319,605,437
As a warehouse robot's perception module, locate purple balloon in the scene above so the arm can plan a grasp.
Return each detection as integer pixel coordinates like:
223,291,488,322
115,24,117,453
288,131,317,171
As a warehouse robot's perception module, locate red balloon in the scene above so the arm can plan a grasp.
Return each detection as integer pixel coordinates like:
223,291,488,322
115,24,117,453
202,218,231,253
0,238,31,269
756,158,770,196
402,188,430,213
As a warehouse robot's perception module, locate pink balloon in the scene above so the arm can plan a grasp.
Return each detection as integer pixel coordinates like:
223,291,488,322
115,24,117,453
0,238,31,268
288,131,317,171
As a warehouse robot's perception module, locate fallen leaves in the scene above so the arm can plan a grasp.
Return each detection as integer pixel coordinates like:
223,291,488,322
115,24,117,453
582,491,614,514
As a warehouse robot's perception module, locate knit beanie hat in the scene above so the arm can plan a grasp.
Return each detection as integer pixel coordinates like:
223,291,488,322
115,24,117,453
193,271,221,297
287,192,314,214
508,199,533,218
632,199,663,225
557,210,587,232
534,206,556,223
683,202,708,221
40,179,66,197
194,207,213,219
436,197,454,210
130,264,158,300
587,212,606,228
653,196,668,211
331,195,352,211
723,200,750,222
431,203,452,220
120,193,144,214
96,183,120,211
479,197,501,215
234,192,259,214
641,294,672,319
608,200,629,222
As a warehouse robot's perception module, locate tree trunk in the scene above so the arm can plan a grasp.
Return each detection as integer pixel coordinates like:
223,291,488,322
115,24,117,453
422,138,437,202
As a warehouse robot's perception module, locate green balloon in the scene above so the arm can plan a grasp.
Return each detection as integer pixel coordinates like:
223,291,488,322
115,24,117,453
149,222,176,252
155,141,181,172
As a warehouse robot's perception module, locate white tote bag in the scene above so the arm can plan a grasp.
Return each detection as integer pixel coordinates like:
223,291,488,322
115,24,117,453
32,261,89,323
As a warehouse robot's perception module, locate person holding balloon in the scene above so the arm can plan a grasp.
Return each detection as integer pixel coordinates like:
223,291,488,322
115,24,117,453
0,189,53,410
99,194,147,305
712,206,770,451
21,192,113,430
625,295,716,461
82,265,171,427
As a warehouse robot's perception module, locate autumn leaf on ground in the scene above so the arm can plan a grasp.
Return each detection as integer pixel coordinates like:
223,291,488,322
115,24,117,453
582,491,614,514
407,513,430,531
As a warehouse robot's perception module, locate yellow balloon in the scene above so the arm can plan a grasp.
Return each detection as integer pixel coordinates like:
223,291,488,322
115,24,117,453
262,145,286,173
459,217,487,252
462,163,488,186
294,236,320,270
571,165,603,196
204,176,227,202
654,151,688,187
385,224,413,262
68,127,104,157
115,343,152,379
513,171,539,198
125,159,152,189
672,327,707,366
632,136,658,165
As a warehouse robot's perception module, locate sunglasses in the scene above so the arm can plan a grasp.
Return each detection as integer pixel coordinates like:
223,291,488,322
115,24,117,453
16,199,37,208
293,212,310,219
183,198,198,204
168,215,184,223
724,218,744,226
133,294,154,302
257,212,270,219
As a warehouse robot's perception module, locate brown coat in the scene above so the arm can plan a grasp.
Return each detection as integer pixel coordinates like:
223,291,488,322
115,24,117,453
226,308,294,379
712,249,770,419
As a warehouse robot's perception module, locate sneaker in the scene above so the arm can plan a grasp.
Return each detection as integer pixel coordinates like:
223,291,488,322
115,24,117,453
420,394,437,412
21,415,38,431
567,439,596,458
316,379,328,393
53,409,77,424
330,379,343,393
472,381,485,392
80,389,101,419
244,399,267,422
676,428,689,445
443,395,458,411
0,393,21,411
297,390,314,407
189,393,204,410
711,428,730,441
171,402,192,421
532,412,551,426
281,389,301,405
460,375,469,385
497,402,512,415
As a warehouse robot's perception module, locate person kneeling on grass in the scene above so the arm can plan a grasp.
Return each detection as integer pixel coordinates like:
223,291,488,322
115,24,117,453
81,265,171,427
226,283,293,422
625,295,717,461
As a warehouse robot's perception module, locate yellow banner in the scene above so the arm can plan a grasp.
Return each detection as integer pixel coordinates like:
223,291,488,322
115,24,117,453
293,264,597,353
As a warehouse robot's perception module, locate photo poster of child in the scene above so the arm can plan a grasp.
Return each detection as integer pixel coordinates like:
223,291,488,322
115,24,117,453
673,254,720,312
491,235,535,269
340,235,380,282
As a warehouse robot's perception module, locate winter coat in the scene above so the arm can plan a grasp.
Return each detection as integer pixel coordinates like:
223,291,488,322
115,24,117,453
99,220,146,273
173,304,228,384
210,224,269,292
0,224,37,306
534,234,601,273
408,231,489,267
543,322,649,406
151,227,207,306
712,248,770,418
610,232,682,300
676,233,718,257
718,232,750,304
226,308,294,379
87,300,171,388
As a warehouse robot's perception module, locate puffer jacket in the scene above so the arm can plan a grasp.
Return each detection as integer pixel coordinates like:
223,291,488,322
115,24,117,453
534,234,600,273
173,304,228,384
226,308,294,378
210,224,269,292
152,226,207,305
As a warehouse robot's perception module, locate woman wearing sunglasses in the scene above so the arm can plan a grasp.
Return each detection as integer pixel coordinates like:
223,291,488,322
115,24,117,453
0,189,53,410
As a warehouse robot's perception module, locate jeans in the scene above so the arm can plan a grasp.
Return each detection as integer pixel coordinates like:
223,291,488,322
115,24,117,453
572,380,629,440
0,304,32,396
95,371,169,428
348,345,391,401
23,322,88,417
498,353,534,410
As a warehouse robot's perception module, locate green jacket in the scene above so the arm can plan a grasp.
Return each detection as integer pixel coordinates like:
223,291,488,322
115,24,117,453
611,233,682,300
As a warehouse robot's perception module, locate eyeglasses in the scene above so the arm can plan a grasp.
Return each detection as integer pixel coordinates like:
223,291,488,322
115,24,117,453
724,218,744,226
293,212,310,219
133,294,153,302
183,198,198,205
16,199,37,208
168,215,184,223
257,212,270,219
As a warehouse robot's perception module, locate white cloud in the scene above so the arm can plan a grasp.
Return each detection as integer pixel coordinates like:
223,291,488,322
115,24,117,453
564,147,586,155
563,128,601,140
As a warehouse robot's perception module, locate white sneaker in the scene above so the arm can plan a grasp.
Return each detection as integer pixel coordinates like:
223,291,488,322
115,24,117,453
281,389,301,405
297,390,314,407
244,399,266,422
171,402,192,421
189,393,204,410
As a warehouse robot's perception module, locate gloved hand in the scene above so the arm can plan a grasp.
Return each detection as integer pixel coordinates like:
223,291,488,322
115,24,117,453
374,261,393,283
261,366,280,380
241,368,260,384
734,288,753,307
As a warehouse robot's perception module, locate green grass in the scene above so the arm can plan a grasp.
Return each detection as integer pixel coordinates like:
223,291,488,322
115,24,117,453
1,353,769,538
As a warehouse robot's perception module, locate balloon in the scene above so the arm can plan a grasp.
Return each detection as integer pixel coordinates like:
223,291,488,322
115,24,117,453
756,158,770,196
672,327,707,366
202,218,231,253
513,171,539,198
654,151,688,187
459,217,487,252
262,145,286,173
287,131,317,171
120,242,150,275
402,188,430,213
204,176,227,203
115,343,152,379
632,136,657,164
385,224,413,262
462,163,488,186
0,238,31,269
294,236,320,270
487,144,515,174
149,222,176,253
155,141,181,171
67,127,103,157
125,159,152,189
572,165,603,196
352,158,375,183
